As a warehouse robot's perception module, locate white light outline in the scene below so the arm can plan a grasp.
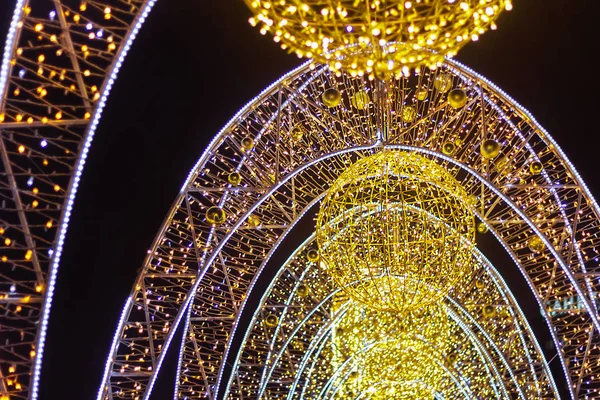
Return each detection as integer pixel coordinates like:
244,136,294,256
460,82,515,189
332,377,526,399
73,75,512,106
97,296,133,400
27,1,159,399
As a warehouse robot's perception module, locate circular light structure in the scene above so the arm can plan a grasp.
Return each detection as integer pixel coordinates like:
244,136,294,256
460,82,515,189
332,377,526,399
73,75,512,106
317,151,474,313
244,0,513,75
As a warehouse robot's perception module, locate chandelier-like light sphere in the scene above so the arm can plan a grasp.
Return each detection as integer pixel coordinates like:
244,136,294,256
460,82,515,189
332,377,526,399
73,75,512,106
317,151,474,313
244,0,513,75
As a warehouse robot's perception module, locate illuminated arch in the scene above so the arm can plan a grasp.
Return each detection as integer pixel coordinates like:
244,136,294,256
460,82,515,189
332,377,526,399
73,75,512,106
223,234,559,399
98,60,600,400
0,0,156,398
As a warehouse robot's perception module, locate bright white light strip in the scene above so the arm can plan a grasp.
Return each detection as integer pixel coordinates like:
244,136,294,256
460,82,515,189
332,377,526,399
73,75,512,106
0,0,25,113
96,296,133,400
28,1,159,399
172,301,193,400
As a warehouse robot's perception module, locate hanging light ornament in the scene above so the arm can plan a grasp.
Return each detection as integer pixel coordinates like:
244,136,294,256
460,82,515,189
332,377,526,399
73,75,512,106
316,151,474,313
244,0,513,76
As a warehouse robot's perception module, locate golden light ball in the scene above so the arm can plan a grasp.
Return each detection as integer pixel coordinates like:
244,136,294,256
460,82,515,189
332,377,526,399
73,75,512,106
228,172,242,186
244,0,513,74
206,206,227,226
322,88,341,108
264,313,279,328
482,304,496,318
480,139,501,159
528,236,545,253
530,161,543,175
296,283,310,298
442,141,456,155
247,214,260,228
448,88,468,109
317,151,475,313
306,248,320,263
434,74,453,93
290,124,304,141
415,87,428,101
477,222,489,234
401,105,417,122
241,137,254,152
351,90,370,110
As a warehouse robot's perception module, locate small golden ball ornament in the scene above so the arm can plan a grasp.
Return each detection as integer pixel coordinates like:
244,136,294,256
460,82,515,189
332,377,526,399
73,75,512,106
448,88,468,109
317,151,475,313
401,105,417,122
442,141,456,155
434,73,453,93
482,304,496,318
477,222,489,234
528,235,545,253
322,88,342,108
205,206,227,226
306,248,320,263
241,137,255,152
446,352,458,364
264,313,279,328
290,124,304,141
480,139,501,159
228,172,242,186
247,214,260,228
244,0,513,75
475,279,485,290
530,161,543,175
495,156,509,170
415,87,428,101
350,90,370,110
296,283,310,298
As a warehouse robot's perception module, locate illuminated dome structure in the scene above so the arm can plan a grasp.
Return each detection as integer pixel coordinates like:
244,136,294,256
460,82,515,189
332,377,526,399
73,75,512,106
244,0,513,75
317,150,474,312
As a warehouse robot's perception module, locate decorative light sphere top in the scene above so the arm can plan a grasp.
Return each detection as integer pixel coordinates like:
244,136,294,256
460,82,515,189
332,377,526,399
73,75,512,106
316,151,474,313
244,0,513,76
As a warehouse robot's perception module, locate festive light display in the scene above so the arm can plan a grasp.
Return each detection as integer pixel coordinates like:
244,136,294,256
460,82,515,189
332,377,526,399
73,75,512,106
317,151,475,312
244,0,513,75
330,296,450,398
0,1,155,398
224,237,558,398
97,60,600,400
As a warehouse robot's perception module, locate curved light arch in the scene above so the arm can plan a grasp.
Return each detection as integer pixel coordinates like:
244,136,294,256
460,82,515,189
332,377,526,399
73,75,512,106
224,233,556,399
1,1,156,398
98,59,600,400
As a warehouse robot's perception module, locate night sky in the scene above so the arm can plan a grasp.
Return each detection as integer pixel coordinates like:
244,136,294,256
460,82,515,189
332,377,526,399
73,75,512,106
2,1,600,399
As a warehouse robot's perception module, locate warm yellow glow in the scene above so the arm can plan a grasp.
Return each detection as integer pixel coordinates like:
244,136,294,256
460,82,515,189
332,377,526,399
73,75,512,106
244,0,512,75
317,151,474,313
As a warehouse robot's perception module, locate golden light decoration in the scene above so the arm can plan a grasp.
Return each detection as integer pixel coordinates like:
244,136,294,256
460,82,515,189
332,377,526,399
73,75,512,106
317,151,475,313
244,0,513,76
332,296,449,399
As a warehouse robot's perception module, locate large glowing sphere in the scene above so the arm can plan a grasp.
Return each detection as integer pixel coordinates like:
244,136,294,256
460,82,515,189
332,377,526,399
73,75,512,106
244,0,513,76
316,151,474,313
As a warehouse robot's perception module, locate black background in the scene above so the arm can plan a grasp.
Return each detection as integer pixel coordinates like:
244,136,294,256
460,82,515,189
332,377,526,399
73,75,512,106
2,1,600,399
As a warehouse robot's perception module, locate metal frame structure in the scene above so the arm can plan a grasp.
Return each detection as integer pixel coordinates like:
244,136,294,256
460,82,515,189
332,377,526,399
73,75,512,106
97,59,600,399
0,0,156,398
224,234,559,399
